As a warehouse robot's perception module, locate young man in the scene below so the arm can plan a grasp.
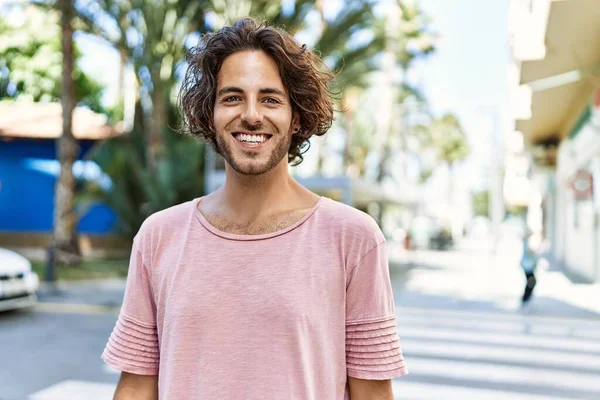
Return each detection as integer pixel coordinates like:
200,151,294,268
102,18,408,400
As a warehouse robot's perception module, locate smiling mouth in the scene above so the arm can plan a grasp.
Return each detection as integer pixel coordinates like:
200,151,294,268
232,132,273,146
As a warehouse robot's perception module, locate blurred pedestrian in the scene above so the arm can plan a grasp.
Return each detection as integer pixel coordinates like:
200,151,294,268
101,17,407,400
403,229,412,250
520,230,539,305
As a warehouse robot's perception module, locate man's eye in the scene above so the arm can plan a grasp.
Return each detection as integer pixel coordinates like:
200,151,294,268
224,96,241,102
264,98,279,104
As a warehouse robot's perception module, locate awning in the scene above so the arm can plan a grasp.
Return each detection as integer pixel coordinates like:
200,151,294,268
297,176,418,208
0,102,122,140
516,0,600,144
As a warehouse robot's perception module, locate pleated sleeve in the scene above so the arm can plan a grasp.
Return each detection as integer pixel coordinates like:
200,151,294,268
345,241,408,380
101,239,159,375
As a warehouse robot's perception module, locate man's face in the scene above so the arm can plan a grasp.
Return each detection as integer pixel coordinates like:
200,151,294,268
213,50,300,176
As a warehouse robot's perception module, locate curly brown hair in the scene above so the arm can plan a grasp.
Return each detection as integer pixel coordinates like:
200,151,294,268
179,17,335,166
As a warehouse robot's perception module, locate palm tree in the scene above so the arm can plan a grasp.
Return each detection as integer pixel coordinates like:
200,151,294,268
70,0,388,237
0,5,104,108
376,0,437,183
414,113,470,205
72,0,210,169
395,0,436,70
53,0,80,264
427,114,470,168
308,0,385,173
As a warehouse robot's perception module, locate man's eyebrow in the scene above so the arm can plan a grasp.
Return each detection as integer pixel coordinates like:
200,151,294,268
259,88,286,97
217,86,244,97
217,86,287,98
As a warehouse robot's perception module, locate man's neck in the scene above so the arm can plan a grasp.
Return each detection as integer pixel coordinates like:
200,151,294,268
218,160,299,221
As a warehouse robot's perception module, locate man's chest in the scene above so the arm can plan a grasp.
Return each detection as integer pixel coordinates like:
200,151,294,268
203,209,310,235
154,246,346,331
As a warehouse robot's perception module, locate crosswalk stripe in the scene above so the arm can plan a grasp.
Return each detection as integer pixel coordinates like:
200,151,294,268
396,312,600,339
405,356,600,393
397,325,600,353
391,380,579,400
33,302,120,315
401,338,600,371
29,380,116,400
397,305,600,328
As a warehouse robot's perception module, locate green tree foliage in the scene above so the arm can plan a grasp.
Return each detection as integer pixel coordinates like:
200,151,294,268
374,0,437,182
395,0,436,69
505,204,527,218
70,0,211,167
425,113,470,166
412,112,470,206
471,190,490,217
0,5,104,112
410,113,470,174
81,129,205,237
316,1,384,91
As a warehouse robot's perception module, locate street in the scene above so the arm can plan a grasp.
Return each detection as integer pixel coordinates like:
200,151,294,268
2,0,598,399
389,237,600,399
0,280,124,400
1,238,599,399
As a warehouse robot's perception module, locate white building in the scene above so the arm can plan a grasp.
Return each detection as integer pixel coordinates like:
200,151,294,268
508,0,600,282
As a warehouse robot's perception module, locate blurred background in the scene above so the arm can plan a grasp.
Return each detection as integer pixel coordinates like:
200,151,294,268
1,0,600,399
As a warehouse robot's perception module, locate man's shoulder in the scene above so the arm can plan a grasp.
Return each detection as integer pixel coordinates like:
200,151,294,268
319,197,385,242
135,199,196,241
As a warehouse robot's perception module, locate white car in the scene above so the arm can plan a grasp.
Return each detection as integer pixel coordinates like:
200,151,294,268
0,248,40,311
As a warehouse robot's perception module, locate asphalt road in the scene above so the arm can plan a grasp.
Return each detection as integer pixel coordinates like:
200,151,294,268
0,307,120,400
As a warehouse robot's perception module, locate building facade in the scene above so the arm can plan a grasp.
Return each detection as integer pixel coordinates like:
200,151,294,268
0,102,120,251
508,0,600,282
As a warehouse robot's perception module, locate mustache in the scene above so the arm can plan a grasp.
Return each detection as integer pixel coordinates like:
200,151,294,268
229,120,275,133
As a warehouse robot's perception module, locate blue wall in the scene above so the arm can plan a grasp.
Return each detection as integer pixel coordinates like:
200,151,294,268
0,138,117,234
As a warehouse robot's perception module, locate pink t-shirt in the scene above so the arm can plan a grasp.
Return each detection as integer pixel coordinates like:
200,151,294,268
102,196,408,399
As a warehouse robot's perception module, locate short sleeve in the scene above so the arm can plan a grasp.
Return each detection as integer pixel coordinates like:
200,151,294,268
345,241,408,380
101,240,159,375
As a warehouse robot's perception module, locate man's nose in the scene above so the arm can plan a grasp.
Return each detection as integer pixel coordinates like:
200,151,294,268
240,101,263,125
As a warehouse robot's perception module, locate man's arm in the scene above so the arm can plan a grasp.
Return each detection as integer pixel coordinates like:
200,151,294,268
348,377,394,400
113,372,158,400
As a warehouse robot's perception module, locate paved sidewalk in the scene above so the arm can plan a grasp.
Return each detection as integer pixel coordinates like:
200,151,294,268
34,279,125,316
390,236,600,320
37,279,126,307
491,234,600,317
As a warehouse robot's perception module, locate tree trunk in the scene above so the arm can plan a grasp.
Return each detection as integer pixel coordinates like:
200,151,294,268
447,162,454,208
147,68,167,169
53,0,80,265
341,94,354,172
376,142,391,183
447,162,460,239
117,50,126,99
376,3,400,183
317,145,326,175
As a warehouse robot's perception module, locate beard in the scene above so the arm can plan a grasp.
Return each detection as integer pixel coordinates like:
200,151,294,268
214,121,292,176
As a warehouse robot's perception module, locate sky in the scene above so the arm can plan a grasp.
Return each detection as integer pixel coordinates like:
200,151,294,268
418,0,510,116
415,0,510,191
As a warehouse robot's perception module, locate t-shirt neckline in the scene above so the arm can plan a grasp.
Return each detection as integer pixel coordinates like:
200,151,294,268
194,196,325,241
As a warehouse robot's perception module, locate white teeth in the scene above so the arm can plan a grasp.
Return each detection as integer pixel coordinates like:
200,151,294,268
238,134,267,143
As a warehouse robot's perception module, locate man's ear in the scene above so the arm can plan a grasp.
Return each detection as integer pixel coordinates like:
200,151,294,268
291,112,301,134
